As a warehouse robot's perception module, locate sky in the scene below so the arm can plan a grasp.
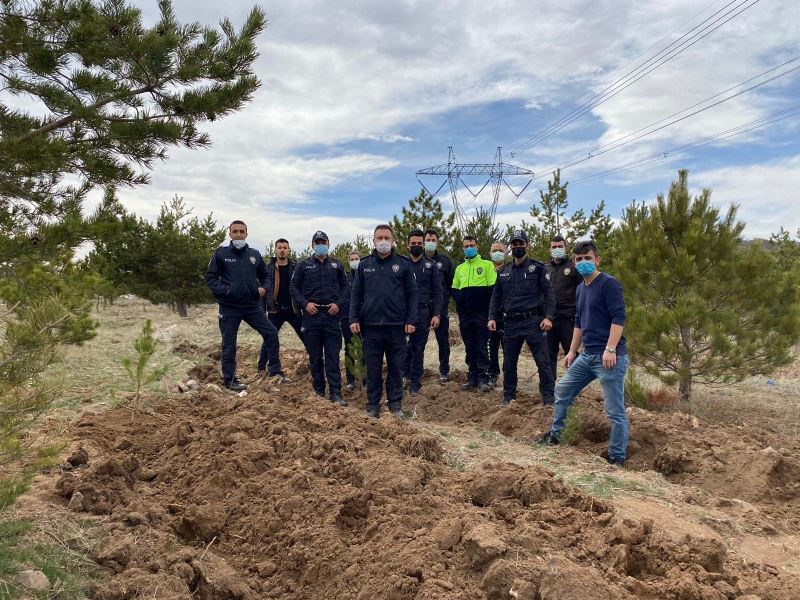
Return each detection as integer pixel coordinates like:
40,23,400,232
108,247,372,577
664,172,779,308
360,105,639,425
91,0,800,251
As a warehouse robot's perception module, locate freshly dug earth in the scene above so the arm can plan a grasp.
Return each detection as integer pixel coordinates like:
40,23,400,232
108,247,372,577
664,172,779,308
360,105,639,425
52,351,800,599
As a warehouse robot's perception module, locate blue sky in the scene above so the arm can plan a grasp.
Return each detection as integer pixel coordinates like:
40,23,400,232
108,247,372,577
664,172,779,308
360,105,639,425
106,0,800,252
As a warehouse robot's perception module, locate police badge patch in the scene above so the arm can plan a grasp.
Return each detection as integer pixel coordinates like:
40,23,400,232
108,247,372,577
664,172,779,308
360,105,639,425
392,264,400,273
545,273,551,280
528,265,535,273
564,268,571,275
250,256,256,264
437,262,443,269
331,262,339,268
425,262,432,268
477,267,483,274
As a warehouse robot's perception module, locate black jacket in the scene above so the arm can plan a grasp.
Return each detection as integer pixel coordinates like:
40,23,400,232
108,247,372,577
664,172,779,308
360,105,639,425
426,251,454,313
205,242,268,308
489,257,556,321
339,270,356,323
290,255,348,309
349,250,418,327
263,257,298,313
410,256,443,317
546,259,581,318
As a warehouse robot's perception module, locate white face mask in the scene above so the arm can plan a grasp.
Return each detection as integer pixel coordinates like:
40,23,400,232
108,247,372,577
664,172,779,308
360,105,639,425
349,260,360,270
232,239,248,250
375,240,393,254
550,247,566,259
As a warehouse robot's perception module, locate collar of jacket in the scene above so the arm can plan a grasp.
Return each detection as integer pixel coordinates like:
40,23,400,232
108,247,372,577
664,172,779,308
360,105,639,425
373,249,396,262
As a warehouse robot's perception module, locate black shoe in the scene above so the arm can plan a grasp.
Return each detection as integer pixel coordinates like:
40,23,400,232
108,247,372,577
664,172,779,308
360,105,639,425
478,382,491,393
330,393,347,407
314,389,325,398
542,398,555,406
488,375,498,387
607,456,626,468
270,372,292,384
536,432,559,446
390,410,405,420
402,377,410,390
502,397,515,405
224,380,247,392
409,387,421,396
366,408,380,419
460,382,477,391
256,369,266,378
346,382,356,391
439,374,450,384
232,376,245,385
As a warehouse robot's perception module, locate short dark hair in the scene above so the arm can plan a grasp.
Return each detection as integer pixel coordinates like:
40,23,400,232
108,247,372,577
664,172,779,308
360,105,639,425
424,228,439,239
374,224,394,236
573,240,598,256
408,229,424,242
550,235,565,244
463,235,477,243
275,238,289,246
229,220,247,231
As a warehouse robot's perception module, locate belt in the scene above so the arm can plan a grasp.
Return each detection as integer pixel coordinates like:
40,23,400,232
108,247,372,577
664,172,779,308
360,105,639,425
504,311,537,321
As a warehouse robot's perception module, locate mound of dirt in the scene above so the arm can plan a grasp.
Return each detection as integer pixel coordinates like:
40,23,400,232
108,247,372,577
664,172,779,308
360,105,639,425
54,377,800,599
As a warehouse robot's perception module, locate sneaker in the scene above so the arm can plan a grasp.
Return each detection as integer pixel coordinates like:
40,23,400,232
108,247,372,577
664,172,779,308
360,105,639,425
502,397,515,405
232,376,246,385
460,382,478,391
478,382,491,393
346,382,356,391
536,432,559,446
390,409,405,420
439,374,450,384
329,393,348,407
270,372,292,384
606,456,626,468
224,380,247,392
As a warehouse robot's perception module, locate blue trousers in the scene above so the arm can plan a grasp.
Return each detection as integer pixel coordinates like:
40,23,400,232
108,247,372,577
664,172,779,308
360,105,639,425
218,305,281,382
404,307,431,392
551,353,629,461
302,312,342,396
363,325,406,412
459,312,490,385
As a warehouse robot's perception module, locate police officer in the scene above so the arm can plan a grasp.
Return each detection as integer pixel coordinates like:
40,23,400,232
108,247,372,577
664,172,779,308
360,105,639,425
403,229,443,395
424,229,455,383
488,241,508,387
341,250,366,391
350,224,418,418
488,229,556,405
258,237,301,377
545,235,581,380
290,231,348,406
452,235,497,392
205,220,285,391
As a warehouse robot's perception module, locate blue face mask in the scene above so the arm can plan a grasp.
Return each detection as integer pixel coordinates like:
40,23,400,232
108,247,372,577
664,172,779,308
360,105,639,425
575,260,596,277
464,247,478,259
424,241,437,253
314,244,329,257
490,251,505,263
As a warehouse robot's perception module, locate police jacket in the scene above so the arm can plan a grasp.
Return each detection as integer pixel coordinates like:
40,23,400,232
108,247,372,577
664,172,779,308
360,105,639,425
410,256,444,317
489,257,556,321
349,250,418,326
205,242,268,308
451,256,497,315
264,257,298,313
339,270,356,323
426,251,454,310
546,259,581,318
290,255,347,309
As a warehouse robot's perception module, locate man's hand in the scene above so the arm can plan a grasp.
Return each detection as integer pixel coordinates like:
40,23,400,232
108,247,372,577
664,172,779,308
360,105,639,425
431,316,440,329
405,324,416,335
328,303,340,316
258,287,266,298
564,351,577,369
488,320,497,332
603,350,617,369
350,322,361,334
540,318,553,331
305,302,319,315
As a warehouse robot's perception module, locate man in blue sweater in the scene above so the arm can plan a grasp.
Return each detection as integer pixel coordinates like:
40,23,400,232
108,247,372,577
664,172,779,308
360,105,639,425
537,240,629,466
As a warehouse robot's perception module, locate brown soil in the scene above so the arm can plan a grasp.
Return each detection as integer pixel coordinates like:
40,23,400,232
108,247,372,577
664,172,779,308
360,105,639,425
40,347,800,599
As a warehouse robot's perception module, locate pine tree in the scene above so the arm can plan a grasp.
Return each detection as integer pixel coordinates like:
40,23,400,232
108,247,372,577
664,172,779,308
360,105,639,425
518,169,614,261
391,188,459,256
331,235,372,265
121,319,169,418
616,170,800,407
345,334,367,389
461,207,502,257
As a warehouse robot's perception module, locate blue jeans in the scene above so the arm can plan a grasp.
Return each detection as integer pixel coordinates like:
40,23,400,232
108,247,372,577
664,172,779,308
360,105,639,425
551,353,629,461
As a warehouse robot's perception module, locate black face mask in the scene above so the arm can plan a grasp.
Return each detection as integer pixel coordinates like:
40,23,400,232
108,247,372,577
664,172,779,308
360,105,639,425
409,246,424,257
511,247,527,258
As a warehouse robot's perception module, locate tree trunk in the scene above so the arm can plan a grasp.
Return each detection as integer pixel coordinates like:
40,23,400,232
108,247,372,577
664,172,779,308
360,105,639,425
176,300,188,318
679,325,693,414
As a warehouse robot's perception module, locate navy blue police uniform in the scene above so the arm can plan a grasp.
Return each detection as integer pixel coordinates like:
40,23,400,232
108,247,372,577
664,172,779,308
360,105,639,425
258,257,303,372
290,232,348,400
488,261,507,383
426,251,454,379
489,247,556,404
545,257,581,380
403,256,443,393
205,242,282,385
349,249,418,416
340,268,365,387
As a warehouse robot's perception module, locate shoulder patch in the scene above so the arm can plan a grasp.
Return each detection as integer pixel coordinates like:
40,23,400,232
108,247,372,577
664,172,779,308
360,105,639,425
437,261,443,269
425,261,432,268
392,264,400,273
545,272,551,280
476,267,483,275
331,261,339,268
528,264,536,273
564,267,571,275
250,256,256,264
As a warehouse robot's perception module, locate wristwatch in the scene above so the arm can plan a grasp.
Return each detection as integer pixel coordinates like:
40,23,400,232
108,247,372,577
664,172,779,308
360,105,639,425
605,346,616,354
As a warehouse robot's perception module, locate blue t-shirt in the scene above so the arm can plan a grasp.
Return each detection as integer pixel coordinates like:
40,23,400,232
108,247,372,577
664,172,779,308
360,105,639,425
575,272,627,356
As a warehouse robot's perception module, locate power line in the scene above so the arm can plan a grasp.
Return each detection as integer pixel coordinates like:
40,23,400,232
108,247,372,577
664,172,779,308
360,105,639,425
510,0,761,157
